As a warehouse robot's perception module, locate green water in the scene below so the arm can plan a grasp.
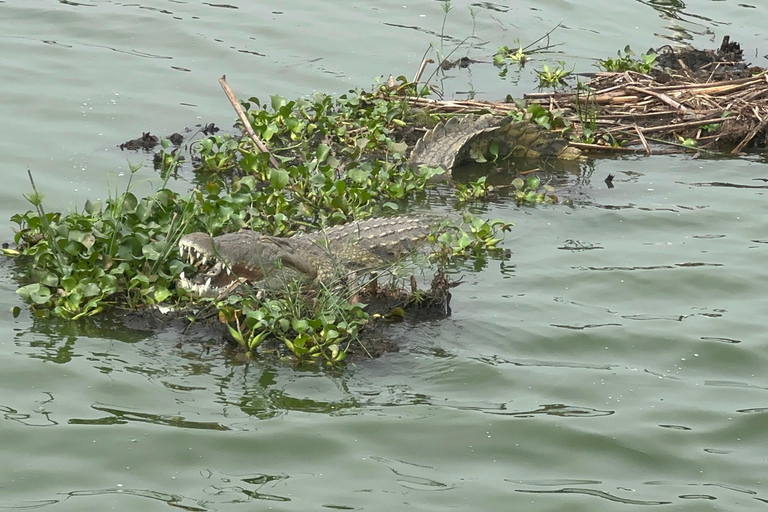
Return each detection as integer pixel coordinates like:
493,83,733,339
2,1,768,510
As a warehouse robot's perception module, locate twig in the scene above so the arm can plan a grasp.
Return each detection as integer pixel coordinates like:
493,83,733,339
732,110,768,154
625,85,687,111
634,124,651,155
413,58,434,83
567,142,640,152
522,20,563,53
610,116,732,135
643,137,715,155
219,75,280,169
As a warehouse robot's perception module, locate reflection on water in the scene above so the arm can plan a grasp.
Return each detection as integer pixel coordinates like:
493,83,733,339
515,485,672,506
69,404,231,430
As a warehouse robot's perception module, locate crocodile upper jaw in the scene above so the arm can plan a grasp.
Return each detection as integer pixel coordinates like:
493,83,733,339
177,231,266,298
178,239,231,298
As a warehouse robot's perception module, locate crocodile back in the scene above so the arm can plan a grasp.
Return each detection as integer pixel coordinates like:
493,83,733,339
299,215,432,273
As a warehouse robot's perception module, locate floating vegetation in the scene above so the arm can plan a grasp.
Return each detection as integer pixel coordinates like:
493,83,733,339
7,3,763,364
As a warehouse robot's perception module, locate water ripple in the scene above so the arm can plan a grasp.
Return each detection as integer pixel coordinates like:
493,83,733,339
65,488,206,511
484,403,615,418
69,404,230,430
578,262,723,271
700,336,741,344
513,486,671,505
551,322,623,330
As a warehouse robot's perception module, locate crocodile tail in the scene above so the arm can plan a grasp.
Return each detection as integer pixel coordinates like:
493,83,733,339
410,114,499,170
483,118,582,160
409,114,581,171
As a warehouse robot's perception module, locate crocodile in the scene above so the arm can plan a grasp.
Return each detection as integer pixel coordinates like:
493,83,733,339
176,117,574,297
177,216,431,297
408,114,581,171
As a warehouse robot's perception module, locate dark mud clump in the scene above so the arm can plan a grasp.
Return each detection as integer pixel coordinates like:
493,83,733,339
119,123,220,152
119,132,160,151
652,36,755,82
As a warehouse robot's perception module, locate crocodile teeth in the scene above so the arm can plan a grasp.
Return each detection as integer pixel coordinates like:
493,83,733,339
205,277,212,288
180,271,186,280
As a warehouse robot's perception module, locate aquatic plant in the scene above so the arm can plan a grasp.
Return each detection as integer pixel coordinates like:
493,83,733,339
597,46,658,74
6,82,522,363
535,62,573,88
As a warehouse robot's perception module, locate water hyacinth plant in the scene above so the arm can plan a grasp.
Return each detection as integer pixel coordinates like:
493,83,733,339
7,81,525,363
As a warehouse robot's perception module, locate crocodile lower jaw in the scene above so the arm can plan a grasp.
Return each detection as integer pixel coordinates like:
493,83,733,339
177,244,238,297
178,268,231,298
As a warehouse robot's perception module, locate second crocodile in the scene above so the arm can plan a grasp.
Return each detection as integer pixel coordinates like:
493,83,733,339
409,114,581,171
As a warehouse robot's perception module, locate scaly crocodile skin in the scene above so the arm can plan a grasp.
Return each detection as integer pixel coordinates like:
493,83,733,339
409,114,581,170
177,216,431,297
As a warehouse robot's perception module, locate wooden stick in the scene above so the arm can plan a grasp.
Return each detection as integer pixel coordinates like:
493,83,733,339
634,124,651,154
592,95,640,104
625,85,687,111
653,75,766,93
609,116,732,135
219,75,280,169
732,111,768,154
568,142,640,152
413,58,434,83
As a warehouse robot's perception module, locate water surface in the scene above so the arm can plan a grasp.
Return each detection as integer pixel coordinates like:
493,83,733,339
2,1,768,510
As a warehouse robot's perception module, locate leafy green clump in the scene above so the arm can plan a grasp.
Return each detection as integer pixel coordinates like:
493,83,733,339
597,46,658,74
494,42,530,67
6,82,524,363
535,62,573,88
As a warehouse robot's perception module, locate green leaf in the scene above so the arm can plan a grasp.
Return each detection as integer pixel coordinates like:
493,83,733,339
382,202,399,211
120,193,138,214
316,144,330,163
17,283,51,305
263,123,278,141
348,168,370,184
82,282,101,297
291,318,309,332
84,199,101,215
118,237,145,260
489,140,499,159
270,168,290,189
249,331,268,350
270,94,288,111
227,324,246,347
387,140,408,155
142,241,168,261
40,272,60,287
154,287,172,302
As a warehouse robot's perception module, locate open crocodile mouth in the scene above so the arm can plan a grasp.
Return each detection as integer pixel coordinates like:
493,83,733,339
177,240,241,298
